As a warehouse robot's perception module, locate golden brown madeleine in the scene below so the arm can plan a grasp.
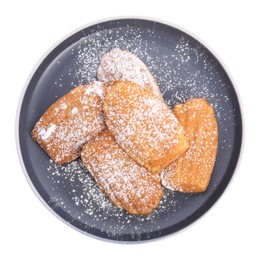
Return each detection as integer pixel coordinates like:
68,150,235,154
31,82,106,164
161,98,218,193
97,48,164,101
103,80,189,174
81,130,163,216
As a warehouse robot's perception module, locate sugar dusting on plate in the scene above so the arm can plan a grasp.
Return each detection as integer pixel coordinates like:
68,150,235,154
47,159,182,240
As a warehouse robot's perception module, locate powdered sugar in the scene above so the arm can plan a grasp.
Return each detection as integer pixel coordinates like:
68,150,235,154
84,81,104,99
71,27,231,118
38,123,56,140
46,158,185,239
71,107,78,115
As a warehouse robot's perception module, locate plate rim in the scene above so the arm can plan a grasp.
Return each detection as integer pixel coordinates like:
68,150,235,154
15,16,244,243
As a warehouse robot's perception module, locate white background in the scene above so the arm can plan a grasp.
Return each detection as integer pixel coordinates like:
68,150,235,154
1,0,259,259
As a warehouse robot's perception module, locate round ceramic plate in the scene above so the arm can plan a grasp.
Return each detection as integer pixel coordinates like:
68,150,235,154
17,18,242,242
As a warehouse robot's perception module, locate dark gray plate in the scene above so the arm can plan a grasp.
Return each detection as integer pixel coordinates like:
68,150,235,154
17,18,242,242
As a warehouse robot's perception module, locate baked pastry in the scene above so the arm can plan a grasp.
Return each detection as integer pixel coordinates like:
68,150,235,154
97,48,164,101
31,81,106,164
81,130,163,216
103,80,189,174
161,98,218,192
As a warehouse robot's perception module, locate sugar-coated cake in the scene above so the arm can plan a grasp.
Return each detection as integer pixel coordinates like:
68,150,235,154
31,81,106,164
97,48,164,101
161,98,218,192
103,80,189,174
81,130,164,216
